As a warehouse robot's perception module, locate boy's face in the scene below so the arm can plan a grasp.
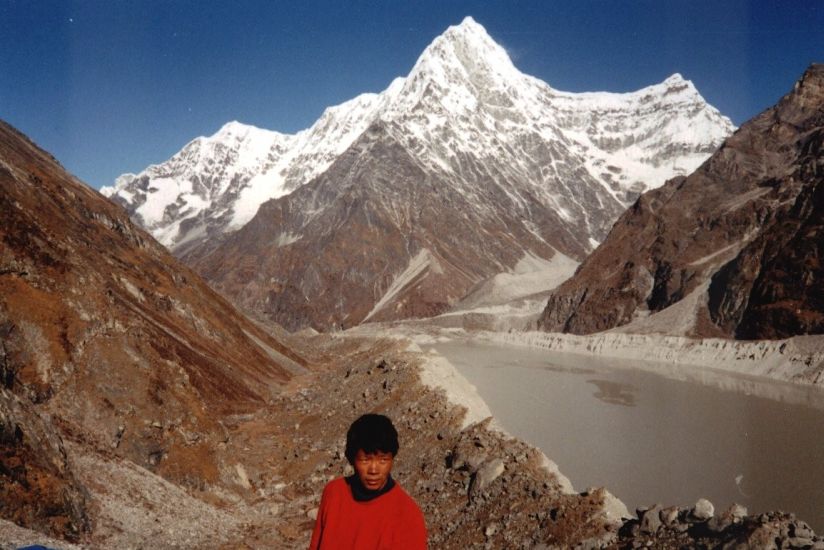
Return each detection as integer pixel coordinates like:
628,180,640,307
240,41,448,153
353,449,394,491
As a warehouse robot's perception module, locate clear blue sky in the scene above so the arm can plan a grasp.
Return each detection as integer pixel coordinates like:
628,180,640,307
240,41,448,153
1,1,822,189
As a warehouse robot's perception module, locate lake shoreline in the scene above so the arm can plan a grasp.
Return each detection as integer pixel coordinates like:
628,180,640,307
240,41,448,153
469,329,824,388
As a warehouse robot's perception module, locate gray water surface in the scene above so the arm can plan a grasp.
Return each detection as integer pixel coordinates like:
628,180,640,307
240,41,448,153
431,341,824,532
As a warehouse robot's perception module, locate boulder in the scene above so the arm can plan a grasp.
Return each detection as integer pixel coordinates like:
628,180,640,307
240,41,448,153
660,506,680,528
469,458,505,497
639,504,663,534
692,498,715,521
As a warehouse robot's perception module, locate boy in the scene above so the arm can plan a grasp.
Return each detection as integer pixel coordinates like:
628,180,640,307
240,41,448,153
309,414,427,549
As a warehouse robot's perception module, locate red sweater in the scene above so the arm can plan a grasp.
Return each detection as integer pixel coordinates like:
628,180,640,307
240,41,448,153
309,477,427,549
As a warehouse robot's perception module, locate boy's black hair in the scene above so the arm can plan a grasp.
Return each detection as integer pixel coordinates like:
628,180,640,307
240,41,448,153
345,413,399,464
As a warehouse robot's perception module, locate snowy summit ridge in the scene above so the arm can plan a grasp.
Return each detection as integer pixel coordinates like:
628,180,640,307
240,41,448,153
103,16,734,257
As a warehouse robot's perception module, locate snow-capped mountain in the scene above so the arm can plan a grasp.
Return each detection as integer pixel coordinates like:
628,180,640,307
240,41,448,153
104,17,732,255
101,88,399,252
104,17,734,330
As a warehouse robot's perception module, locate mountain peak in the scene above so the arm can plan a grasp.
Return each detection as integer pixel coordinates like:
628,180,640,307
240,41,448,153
786,63,824,116
635,72,700,102
663,73,686,85
458,15,481,27
212,120,279,143
798,63,824,87
216,119,252,136
659,72,698,92
447,15,491,36
413,18,517,77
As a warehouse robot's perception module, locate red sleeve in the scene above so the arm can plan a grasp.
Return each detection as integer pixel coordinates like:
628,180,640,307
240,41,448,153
308,481,333,550
402,498,428,550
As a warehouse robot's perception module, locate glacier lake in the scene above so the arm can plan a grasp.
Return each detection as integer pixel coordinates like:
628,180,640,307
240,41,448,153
430,340,824,533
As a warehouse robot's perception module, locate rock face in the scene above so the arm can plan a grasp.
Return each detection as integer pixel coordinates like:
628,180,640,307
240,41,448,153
118,17,733,330
0,118,303,535
0,388,89,542
538,65,824,339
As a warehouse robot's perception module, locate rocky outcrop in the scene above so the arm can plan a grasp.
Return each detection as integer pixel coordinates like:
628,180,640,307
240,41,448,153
539,65,824,339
